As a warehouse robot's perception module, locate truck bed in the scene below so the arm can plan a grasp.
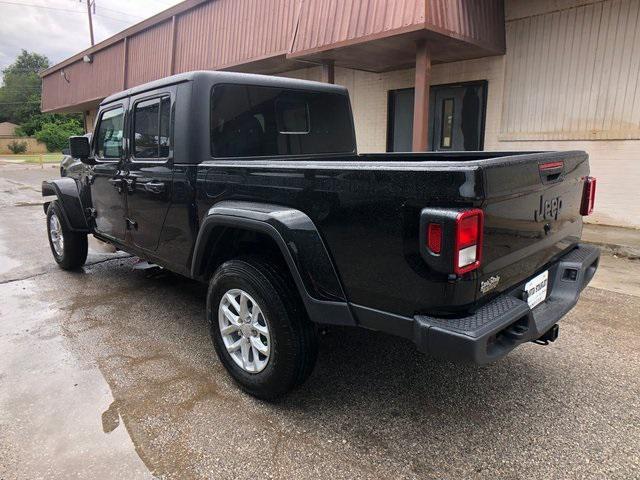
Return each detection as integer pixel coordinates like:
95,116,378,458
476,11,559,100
195,150,589,317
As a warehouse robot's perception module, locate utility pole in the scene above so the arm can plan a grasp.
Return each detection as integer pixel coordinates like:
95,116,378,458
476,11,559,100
85,0,95,46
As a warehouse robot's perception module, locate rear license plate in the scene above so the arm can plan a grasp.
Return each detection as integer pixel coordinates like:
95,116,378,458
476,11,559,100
524,270,549,309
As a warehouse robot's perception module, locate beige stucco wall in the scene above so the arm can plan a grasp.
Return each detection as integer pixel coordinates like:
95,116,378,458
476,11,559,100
84,109,98,133
282,0,640,229
0,137,48,155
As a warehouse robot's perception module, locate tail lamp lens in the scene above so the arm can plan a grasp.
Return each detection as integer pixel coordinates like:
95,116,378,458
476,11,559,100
455,209,483,275
427,223,442,254
580,176,596,216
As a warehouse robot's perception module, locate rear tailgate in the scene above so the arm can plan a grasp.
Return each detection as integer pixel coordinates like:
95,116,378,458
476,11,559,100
478,151,590,300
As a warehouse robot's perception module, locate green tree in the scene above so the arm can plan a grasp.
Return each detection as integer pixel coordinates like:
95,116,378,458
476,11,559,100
0,50,49,124
16,113,72,137
35,117,84,152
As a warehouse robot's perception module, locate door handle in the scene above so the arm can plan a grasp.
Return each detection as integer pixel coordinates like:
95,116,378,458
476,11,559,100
144,181,165,194
108,177,124,194
123,178,135,193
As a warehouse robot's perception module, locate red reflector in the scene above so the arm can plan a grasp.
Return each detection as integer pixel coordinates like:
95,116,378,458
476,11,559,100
427,223,442,254
580,176,596,216
454,209,484,275
539,161,564,171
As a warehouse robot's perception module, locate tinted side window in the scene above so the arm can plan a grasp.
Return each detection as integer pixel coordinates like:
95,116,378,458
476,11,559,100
210,85,354,157
159,97,170,157
96,107,124,159
133,96,171,158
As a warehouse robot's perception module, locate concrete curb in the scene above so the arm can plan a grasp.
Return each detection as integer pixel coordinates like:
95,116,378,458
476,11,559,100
582,224,640,260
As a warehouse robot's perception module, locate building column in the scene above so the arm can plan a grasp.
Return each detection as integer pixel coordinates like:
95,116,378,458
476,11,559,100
122,37,129,90
321,61,335,84
412,40,431,151
169,15,177,75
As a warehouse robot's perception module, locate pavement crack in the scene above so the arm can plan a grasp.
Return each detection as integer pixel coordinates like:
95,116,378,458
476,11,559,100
4,178,41,192
0,255,133,285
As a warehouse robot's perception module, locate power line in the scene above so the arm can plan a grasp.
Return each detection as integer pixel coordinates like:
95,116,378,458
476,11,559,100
0,0,84,14
93,4,143,20
0,1,132,24
0,91,42,94
66,0,144,20
0,67,50,73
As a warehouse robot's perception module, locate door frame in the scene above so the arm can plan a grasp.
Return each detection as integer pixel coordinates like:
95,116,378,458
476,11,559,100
89,99,129,243
386,80,488,152
124,85,176,251
386,87,414,152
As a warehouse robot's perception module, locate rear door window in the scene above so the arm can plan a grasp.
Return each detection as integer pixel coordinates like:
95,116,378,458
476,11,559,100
133,96,171,159
95,106,124,159
210,84,354,157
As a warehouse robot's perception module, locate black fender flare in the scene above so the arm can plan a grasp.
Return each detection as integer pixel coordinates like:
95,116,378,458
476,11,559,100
42,178,90,232
191,201,355,326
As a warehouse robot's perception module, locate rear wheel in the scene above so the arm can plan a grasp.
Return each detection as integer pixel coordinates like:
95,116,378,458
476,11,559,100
46,201,88,270
207,256,318,400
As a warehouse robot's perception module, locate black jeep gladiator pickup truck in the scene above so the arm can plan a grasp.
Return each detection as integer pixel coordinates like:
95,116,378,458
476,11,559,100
43,71,599,399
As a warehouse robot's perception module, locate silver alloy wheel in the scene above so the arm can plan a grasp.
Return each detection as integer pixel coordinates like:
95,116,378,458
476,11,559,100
218,289,270,373
49,212,64,257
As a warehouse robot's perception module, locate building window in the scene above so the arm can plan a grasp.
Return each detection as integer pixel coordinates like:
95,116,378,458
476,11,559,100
133,96,170,159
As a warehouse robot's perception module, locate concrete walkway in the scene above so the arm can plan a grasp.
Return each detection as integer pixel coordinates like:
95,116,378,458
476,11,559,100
583,223,640,259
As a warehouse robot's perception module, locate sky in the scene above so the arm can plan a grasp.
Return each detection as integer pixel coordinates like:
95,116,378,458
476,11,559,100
0,0,183,80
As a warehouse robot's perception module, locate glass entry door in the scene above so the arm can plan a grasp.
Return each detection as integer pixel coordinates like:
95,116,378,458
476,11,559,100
387,81,487,152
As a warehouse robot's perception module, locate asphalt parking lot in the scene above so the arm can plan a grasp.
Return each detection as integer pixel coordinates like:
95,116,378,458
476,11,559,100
1,163,639,479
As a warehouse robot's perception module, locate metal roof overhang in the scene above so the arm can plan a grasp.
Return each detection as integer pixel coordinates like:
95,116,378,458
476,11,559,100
287,27,505,73
40,0,505,113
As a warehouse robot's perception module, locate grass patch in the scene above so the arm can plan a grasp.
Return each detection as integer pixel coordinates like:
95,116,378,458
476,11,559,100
0,153,63,164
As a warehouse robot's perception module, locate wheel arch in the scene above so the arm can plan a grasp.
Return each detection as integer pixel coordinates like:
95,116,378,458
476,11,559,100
191,201,355,327
41,179,89,232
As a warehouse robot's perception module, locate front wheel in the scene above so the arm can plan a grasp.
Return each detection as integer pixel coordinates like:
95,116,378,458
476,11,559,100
46,201,88,270
207,256,318,400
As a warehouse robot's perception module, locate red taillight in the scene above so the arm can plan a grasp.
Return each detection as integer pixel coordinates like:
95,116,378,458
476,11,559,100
580,176,596,216
454,209,483,275
427,223,442,254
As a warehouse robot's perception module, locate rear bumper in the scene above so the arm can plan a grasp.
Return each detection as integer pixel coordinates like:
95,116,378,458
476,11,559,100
357,244,600,365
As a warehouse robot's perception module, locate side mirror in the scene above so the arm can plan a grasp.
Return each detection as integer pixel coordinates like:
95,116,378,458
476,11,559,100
61,148,70,155
68,136,95,165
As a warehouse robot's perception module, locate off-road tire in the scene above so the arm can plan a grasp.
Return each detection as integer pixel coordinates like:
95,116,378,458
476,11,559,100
46,200,88,270
207,256,319,400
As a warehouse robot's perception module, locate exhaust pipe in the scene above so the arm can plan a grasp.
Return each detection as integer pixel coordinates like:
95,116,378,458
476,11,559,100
532,324,559,345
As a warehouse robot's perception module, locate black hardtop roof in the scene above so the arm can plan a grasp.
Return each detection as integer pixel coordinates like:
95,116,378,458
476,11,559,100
101,70,349,106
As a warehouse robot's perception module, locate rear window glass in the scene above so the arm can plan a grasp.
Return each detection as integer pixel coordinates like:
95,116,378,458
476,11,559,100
210,84,354,157
276,99,309,133
133,96,171,158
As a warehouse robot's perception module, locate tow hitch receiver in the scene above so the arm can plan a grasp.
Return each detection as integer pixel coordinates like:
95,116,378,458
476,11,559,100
532,324,559,345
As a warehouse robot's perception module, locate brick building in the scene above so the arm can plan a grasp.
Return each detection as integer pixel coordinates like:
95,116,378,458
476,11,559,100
40,0,640,228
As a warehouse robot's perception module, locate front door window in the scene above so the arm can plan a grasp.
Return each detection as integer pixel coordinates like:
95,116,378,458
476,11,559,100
90,103,127,242
95,107,124,159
